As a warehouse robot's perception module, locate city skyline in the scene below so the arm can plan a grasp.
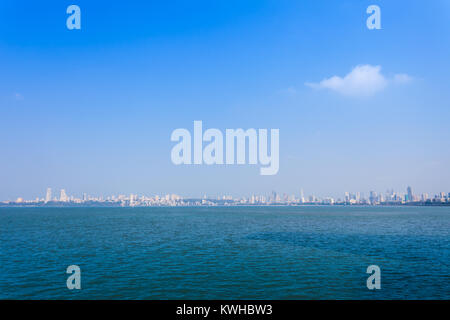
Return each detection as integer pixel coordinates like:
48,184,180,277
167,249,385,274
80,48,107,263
3,185,450,207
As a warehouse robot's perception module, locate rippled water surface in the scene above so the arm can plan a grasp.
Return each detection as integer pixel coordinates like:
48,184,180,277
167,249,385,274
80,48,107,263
1,206,449,299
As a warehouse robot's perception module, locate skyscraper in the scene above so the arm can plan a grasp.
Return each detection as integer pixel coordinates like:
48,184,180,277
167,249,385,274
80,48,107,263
60,189,68,202
271,191,277,203
45,188,52,203
369,191,377,204
407,186,413,202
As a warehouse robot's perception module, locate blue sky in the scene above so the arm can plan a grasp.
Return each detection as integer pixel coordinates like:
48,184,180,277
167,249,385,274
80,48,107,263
1,0,449,200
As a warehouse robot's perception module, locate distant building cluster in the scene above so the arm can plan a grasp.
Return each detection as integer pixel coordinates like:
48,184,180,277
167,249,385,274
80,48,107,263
2,186,450,207
10,187,185,207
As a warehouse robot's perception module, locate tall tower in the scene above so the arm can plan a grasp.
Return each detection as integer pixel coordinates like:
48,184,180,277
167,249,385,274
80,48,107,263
45,188,52,203
60,189,68,202
271,191,277,202
407,186,413,202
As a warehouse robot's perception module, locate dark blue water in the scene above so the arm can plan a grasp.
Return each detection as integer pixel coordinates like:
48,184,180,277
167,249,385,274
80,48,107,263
1,206,449,299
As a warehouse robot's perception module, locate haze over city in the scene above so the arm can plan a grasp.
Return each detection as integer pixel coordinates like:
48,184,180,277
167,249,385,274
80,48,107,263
3,185,450,207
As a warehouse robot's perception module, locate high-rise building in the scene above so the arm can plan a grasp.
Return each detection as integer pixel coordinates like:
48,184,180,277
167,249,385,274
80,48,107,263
271,191,277,203
369,191,377,204
407,186,413,202
45,188,52,203
300,189,305,203
60,189,68,202
129,194,136,206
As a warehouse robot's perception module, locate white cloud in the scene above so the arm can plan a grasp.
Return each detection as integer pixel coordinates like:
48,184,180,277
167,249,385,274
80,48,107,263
306,65,412,97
